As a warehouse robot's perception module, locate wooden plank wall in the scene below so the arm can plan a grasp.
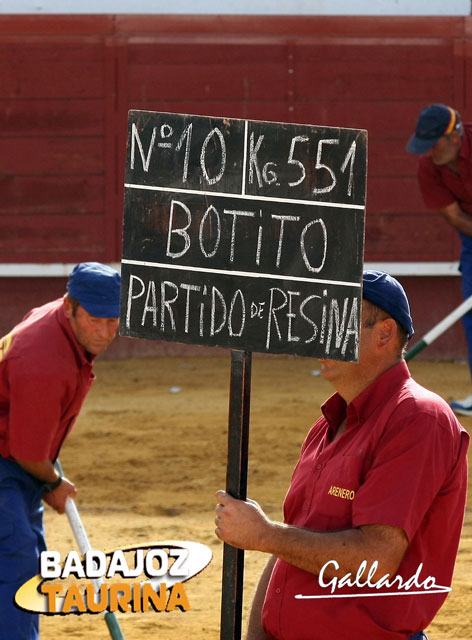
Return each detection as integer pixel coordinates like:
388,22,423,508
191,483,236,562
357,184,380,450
0,14,470,266
0,15,471,360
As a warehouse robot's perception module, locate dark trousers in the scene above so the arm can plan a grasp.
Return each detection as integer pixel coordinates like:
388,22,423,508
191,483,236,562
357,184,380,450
0,457,45,640
459,236,472,377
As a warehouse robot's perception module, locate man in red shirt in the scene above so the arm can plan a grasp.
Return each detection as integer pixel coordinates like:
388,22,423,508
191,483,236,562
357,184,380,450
215,271,469,640
0,262,121,640
407,103,472,415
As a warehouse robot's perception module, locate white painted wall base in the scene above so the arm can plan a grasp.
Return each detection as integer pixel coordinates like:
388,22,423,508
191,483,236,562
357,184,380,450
0,262,460,277
2,2,470,16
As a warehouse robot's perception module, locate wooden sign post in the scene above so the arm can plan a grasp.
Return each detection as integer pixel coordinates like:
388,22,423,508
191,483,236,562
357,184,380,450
120,110,367,639
221,349,252,640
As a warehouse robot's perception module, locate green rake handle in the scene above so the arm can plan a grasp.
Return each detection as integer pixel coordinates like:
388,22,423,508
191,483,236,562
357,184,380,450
55,460,126,640
405,294,472,362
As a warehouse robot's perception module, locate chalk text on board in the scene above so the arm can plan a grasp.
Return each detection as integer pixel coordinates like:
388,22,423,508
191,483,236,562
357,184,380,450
166,199,327,272
122,110,366,359
249,132,357,196
124,273,359,357
130,119,359,199
131,122,227,186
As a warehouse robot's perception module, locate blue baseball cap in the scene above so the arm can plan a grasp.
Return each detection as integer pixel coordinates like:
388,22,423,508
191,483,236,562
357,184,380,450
362,270,414,339
406,104,461,155
67,262,121,318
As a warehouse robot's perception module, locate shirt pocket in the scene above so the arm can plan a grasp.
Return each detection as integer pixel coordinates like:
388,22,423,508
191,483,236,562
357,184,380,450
312,455,366,529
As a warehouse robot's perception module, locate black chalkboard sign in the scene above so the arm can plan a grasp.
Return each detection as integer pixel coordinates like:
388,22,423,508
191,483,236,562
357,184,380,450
120,111,367,361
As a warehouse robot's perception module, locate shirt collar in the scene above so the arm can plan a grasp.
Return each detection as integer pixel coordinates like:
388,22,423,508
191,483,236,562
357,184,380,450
321,360,411,429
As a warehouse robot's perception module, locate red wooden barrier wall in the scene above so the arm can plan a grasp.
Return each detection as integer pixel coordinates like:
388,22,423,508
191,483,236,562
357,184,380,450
0,15,471,359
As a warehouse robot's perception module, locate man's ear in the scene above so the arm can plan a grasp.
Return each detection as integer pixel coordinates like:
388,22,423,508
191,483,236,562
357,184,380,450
452,130,462,147
376,318,397,347
63,297,73,320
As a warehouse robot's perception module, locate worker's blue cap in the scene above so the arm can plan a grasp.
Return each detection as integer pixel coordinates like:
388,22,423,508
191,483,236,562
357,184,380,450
406,104,461,155
362,270,414,339
67,262,121,318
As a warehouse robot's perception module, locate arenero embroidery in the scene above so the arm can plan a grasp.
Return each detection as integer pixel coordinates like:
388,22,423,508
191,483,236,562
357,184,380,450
328,485,355,500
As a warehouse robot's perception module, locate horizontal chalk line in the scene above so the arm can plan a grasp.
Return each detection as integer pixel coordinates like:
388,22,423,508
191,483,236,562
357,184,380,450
124,183,365,211
121,259,361,288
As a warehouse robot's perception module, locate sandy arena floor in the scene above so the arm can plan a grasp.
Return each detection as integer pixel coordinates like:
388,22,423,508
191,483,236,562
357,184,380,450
39,355,471,640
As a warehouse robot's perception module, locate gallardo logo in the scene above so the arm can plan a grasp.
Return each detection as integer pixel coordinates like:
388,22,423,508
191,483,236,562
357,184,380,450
295,560,452,600
15,541,212,615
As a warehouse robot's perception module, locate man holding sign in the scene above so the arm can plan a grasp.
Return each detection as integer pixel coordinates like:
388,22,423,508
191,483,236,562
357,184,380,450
215,271,469,640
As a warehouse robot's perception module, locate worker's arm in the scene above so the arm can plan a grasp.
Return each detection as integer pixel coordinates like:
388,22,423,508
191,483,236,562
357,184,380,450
215,491,408,581
439,201,472,237
245,555,276,640
15,458,77,514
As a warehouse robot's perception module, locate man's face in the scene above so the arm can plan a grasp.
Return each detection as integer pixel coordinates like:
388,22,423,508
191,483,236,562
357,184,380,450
318,307,379,387
428,133,460,166
63,300,119,356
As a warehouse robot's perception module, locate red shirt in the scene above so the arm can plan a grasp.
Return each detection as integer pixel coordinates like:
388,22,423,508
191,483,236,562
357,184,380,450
0,299,95,462
262,361,469,640
417,123,472,214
